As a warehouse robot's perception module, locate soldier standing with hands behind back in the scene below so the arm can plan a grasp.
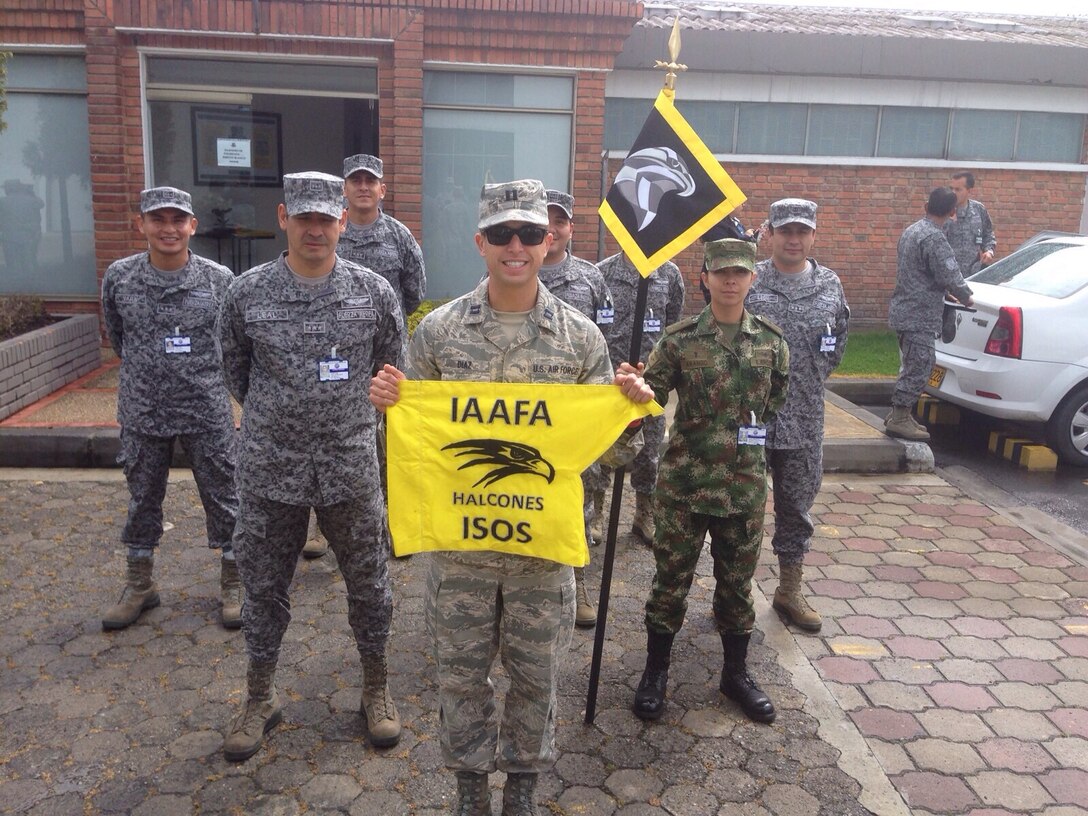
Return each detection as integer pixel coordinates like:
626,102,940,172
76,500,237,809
218,172,405,762
100,186,240,632
745,199,849,633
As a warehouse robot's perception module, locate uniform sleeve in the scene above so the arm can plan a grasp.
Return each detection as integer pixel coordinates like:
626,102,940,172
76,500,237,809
827,283,850,374
580,323,615,385
217,282,252,404
400,231,426,317
766,340,790,423
926,234,974,303
980,203,996,255
641,334,679,410
666,264,685,326
100,269,124,357
405,315,441,380
373,288,406,375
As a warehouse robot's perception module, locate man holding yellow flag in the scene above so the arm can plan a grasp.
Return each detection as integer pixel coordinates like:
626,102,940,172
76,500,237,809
370,179,654,816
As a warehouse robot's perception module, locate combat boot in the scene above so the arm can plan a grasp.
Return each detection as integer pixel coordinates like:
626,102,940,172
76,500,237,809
219,557,243,630
631,492,655,545
574,568,596,628
884,406,930,441
360,652,402,747
302,528,329,559
632,629,674,721
772,561,822,632
501,772,538,816
719,632,776,724
589,490,605,544
453,771,491,816
223,661,282,762
102,556,160,630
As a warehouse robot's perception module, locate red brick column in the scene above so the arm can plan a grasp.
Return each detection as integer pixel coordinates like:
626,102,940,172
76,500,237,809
387,10,425,239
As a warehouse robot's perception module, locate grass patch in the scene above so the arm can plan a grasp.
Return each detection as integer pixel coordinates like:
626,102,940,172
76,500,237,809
833,329,899,378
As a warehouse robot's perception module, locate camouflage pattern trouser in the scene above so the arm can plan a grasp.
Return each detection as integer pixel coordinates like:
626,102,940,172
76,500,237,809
235,491,391,665
425,554,575,774
308,417,390,545
892,330,937,408
768,446,823,564
594,412,665,496
119,427,238,551
645,497,764,635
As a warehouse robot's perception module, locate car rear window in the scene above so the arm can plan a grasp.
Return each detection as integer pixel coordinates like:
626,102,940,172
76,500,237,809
970,242,1088,298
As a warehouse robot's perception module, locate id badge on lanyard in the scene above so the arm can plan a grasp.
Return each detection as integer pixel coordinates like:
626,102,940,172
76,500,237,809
164,326,191,354
643,307,662,334
738,411,767,446
820,321,837,354
318,345,349,382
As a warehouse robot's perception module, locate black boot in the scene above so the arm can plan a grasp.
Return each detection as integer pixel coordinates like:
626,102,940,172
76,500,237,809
719,632,776,724
632,629,675,721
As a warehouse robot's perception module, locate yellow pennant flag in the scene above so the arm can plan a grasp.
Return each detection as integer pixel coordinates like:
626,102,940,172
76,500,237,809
386,381,663,566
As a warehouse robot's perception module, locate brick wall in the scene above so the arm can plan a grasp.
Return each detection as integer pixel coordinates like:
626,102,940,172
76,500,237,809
603,158,1088,325
0,315,102,421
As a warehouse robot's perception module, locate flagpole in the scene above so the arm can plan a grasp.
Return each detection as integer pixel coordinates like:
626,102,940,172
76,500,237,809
585,18,687,725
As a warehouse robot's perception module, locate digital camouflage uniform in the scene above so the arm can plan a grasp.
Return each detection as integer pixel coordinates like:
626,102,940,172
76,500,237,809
409,277,613,774
943,198,995,278
101,248,238,554
642,308,789,635
219,251,404,664
539,252,613,542
746,257,849,563
338,213,426,319
889,218,973,409
593,253,685,496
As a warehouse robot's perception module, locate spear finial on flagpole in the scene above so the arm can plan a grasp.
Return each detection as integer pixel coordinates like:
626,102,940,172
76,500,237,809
653,17,687,96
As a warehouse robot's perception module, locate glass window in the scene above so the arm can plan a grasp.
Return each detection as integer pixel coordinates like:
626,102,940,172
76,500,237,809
1016,112,1085,163
424,72,572,110
970,242,1088,298
676,100,736,153
877,107,949,159
146,57,377,96
807,105,878,156
604,97,655,151
1,66,96,296
422,72,574,299
736,103,807,155
4,54,87,92
950,109,1017,161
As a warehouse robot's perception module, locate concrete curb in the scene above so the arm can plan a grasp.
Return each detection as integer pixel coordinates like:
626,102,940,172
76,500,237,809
823,389,932,474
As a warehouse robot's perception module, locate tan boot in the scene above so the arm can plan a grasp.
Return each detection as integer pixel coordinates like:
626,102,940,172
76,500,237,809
223,662,282,762
574,568,596,628
884,406,930,441
454,771,491,816
502,772,539,815
102,556,160,631
360,653,402,747
219,558,243,630
589,490,605,544
632,492,655,545
302,528,329,559
773,562,822,632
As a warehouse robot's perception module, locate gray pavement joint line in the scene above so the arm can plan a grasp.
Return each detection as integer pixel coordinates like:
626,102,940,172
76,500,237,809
755,592,912,816
939,464,1088,568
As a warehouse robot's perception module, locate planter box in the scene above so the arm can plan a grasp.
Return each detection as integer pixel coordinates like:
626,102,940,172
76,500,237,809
0,314,102,421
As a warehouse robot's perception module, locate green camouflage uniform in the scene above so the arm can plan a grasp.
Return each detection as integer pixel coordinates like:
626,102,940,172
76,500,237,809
642,308,789,635
408,277,613,774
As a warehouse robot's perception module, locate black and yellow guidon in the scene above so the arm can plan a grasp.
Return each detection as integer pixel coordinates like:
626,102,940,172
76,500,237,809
387,381,662,566
599,89,747,277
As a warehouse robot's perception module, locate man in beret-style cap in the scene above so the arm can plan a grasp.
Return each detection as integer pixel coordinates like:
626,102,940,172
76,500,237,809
218,171,405,762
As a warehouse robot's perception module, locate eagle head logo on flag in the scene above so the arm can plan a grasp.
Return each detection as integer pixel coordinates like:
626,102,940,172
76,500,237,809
386,381,662,566
599,90,746,277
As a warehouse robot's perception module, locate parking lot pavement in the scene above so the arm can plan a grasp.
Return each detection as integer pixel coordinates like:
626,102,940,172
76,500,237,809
2,468,1085,815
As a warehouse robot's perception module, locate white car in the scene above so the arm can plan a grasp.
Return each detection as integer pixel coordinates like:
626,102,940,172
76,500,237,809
926,236,1088,467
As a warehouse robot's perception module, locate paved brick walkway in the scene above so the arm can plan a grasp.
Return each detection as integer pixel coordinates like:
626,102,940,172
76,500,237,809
1,469,1085,815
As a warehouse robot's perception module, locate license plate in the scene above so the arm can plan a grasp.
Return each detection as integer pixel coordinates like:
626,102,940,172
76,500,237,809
928,365,946,388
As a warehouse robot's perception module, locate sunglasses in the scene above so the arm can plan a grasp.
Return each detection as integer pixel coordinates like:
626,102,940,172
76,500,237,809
482,224,549,246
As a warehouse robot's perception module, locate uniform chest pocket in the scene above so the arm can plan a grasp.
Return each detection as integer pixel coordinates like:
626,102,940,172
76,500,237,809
680,351,720,419
245,319,296,353
366,248,399,273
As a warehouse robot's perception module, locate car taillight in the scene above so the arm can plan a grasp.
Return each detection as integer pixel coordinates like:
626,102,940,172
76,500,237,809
984,306,1022,359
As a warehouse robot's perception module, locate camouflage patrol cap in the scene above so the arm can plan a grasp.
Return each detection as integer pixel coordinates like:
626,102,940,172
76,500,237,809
769,198,817,229
545,189,574,218
478,179,548,230
704,238,756,273
283,172,345,219
140,187,194,216
343,154,383,180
